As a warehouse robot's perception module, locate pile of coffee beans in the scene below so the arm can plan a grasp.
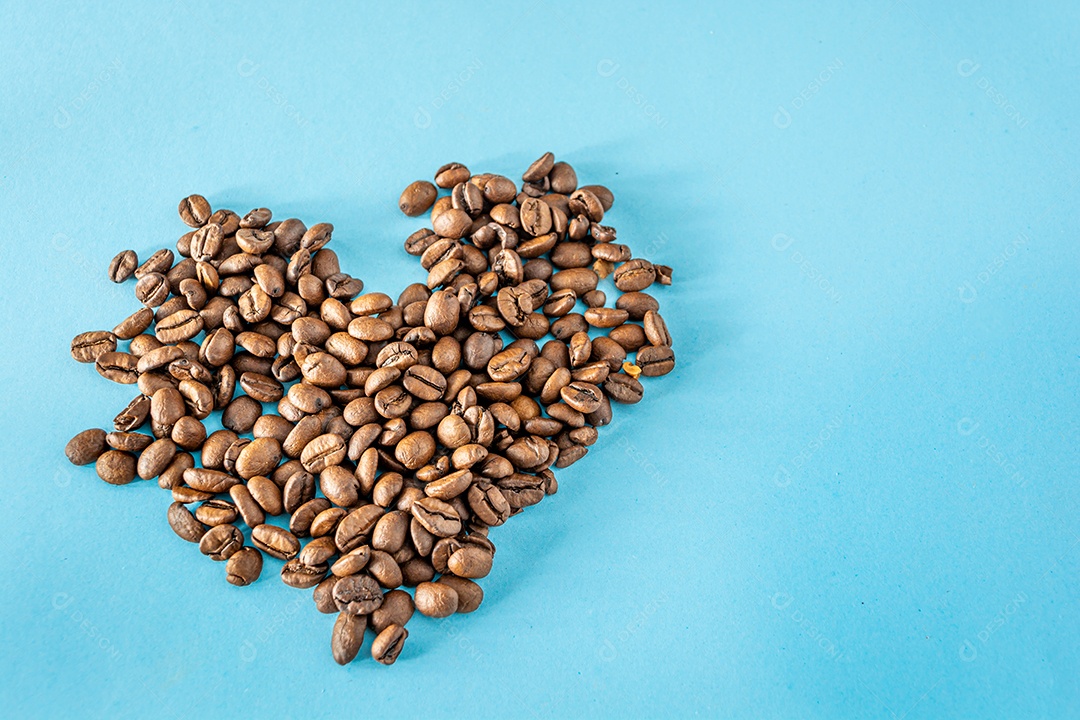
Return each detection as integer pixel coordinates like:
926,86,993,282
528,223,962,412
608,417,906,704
65,153,674,666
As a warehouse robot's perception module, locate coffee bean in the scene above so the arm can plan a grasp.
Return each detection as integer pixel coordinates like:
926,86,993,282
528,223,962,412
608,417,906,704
112,307,155,340
371,624,408,665
183,468,241,493
156,309,204,344
432,208,472,240
410,497,462,537
447,545,493,579
300,433,347,473
248,475,284,516
198,523,243,561
66,429,107,465
334,574,383,615
603,372,644,403
370,588,415,633
195,498,238,526
399,180,438,217
643,310,672,347
519,197,553,237
251,524,301,560
189,223,224,262
138,438,177,479
584,307,629,329
331,546,372,578
108,250,138,283
331,611,368,665
240,207,272,229
281,558,329,588
106,431,154,452
467,482,510,526
96,352,139,384
560,381,604,413
439,576,484,613
521,152,554,183
613,258,656,292
226,547,263,586
70,331,117,364
179,194,212,227
335,504,384,552
414,581,458,618
434,162,470,189
299,536,339,567
135,249,175,280
320,465,360,508
167,501,207,542
636,345,675,377
235,437,282,479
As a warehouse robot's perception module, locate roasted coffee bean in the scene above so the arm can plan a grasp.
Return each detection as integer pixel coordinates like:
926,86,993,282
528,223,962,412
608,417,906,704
613,258,656,292
414,581,458,618
199,524,243,561
434,162,470,188
226,547,263,586
183,467,241,493
248,475,284,516
399,180,438,217
320,465,360,508
331,545,372,577
222,396,262,433
332,611,367,665
334,574,383,615
434,579,480,618
70,332,118,367
370,589,415,633
112,307,155,340
371,624,408,665
170,416,206,451
135,272,170,307
240,207,272,229
229,484,266,528
138,438,177,479
584,307,629,328
179,194,212,227
252,524,301,560
156,309,204,344
636,344,676,377
604,372,645,403
106,431,154,452
189,223,223,262
66,428,107,465
285,497,327,538
643,310,672,347
235,437,282,479
560,381,603,414
108,250,138,282
447,545,493,579
313,576,342,614
96,352,139,384
411,497,462,537
299,536,339,567
167,501,206,542
195,498,238,526
135,248,175,280
519,197,553,236
300,433,347,473
432,208,472,239
281,558,329,588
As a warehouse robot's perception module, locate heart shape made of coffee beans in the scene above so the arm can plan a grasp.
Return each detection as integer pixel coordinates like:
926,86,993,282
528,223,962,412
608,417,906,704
65,152,675,666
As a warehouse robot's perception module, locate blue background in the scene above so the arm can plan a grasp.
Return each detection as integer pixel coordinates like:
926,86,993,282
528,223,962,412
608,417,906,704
2,1,1077,717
